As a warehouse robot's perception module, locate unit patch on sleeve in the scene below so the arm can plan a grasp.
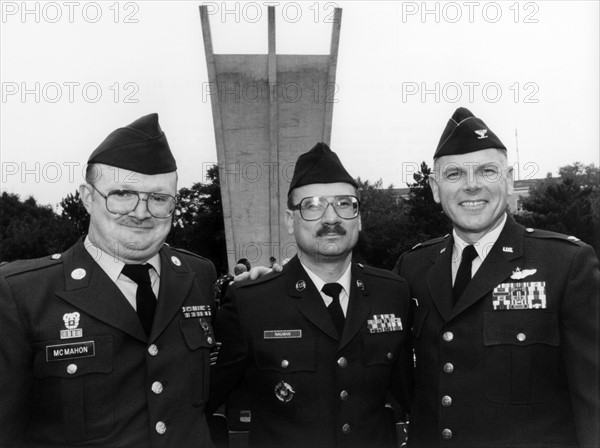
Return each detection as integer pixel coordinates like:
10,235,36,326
492,281,547,310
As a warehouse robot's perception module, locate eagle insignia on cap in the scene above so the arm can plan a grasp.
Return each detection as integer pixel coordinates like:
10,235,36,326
474,129,488,139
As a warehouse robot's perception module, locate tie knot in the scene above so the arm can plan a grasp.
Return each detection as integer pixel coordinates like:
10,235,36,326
122,264,152,285
462,245,478,263
322,283,343,299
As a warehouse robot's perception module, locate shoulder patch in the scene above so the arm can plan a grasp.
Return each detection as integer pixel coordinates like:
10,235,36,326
1,256,63,278
523,228,585,246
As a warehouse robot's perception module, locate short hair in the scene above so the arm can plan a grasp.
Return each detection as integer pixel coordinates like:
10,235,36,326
236,258,251,271
233,264,248,275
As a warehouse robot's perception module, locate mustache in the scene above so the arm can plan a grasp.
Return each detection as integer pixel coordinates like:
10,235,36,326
118,216,154,228
316,223,346,237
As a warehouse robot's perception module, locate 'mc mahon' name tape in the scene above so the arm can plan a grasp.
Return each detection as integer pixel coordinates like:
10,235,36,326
46,341,95,362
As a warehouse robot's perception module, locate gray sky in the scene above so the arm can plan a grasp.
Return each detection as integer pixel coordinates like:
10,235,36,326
1,1,599,208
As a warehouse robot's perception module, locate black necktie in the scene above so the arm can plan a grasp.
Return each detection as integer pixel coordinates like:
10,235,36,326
453,245,478,305
122,264,156,336
322,283,345,335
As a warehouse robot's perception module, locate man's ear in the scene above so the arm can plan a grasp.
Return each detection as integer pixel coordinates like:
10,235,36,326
285,210,294,236
79,184,94,213
429,176,441,204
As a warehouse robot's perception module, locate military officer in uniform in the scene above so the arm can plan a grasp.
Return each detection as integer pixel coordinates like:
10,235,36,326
0,114,217,447
395,107,600,448
208,143,413,448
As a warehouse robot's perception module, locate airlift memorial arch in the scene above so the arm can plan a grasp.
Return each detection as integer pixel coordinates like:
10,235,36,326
200,5,342,270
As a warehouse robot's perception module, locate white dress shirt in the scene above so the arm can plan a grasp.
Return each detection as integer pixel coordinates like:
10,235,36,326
451,213,507,285
300,261,352,316
84,236,161,310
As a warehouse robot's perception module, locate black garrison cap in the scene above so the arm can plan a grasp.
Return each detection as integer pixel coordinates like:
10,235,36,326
87,113,177,174
288,142,358,195
434,107,506,159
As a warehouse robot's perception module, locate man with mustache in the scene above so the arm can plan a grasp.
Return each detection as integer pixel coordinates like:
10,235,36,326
0,114,217,447
395,107,599,447
208,143,413,448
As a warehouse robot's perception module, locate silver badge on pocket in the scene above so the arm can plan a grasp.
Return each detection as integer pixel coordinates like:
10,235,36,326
274,381,295,403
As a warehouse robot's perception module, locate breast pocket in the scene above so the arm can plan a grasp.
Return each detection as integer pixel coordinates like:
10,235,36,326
483,311,560,403
362,331,405,397
33,335,114,442
180,318,216,406
254,337,317,421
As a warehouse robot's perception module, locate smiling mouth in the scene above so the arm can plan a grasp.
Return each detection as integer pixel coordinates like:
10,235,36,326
460,200,487,208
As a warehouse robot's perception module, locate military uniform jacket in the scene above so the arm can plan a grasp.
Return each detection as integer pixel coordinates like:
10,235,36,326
0,239,217,448
208,256,414,448
394,215,600,448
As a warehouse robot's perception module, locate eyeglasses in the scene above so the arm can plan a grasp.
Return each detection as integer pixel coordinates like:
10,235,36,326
291,195,360,221
89,184,177,219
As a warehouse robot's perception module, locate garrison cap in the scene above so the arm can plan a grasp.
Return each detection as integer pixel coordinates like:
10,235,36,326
87,113,177,174
434,107,506,159
288,142,357,194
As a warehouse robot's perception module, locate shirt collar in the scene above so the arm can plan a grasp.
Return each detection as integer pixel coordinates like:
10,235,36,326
300,261,352,296
453,213,508,263
84,236,162,280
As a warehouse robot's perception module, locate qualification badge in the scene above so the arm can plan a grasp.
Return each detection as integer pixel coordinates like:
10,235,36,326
61,312,83,339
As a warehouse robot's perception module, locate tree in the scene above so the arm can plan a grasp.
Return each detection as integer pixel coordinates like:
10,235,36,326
0,192,80,262
515,162,599,256
404,161,451,241
60,191,89,235
355,178,408,269
168,165,228,273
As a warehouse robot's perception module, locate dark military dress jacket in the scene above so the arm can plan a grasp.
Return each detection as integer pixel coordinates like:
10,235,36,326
394,215,600,448
208,256,414,448
0,239,217,448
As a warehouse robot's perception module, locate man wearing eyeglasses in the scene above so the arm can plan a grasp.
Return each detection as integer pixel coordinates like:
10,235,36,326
0,114,217,447
207,143,413,448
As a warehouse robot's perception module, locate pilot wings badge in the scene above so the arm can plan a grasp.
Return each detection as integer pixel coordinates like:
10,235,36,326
511,267,537,280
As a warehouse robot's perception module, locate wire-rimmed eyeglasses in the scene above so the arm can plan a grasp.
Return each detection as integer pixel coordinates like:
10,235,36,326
291,195,360,221
89,184,176,219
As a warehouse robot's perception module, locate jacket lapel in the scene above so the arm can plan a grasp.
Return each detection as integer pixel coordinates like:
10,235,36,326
450,216,525,319
426,237,454,322
149,246,196,342
55,239,147,342
290,257,340,341
339,263,370,350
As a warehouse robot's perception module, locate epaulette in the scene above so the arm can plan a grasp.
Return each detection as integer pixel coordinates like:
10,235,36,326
523,227,584,246
409,234,450,252
167,245,212,263
359,263,405,283
235,267,285,289
0,253,64,278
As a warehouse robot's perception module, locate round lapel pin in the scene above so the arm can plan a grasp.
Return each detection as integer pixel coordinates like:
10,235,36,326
71,268,86,280
356,279,364,290
296,280,306,291
171,256,181,266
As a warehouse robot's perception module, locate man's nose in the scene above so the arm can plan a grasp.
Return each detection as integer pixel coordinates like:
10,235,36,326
131,195,152,219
